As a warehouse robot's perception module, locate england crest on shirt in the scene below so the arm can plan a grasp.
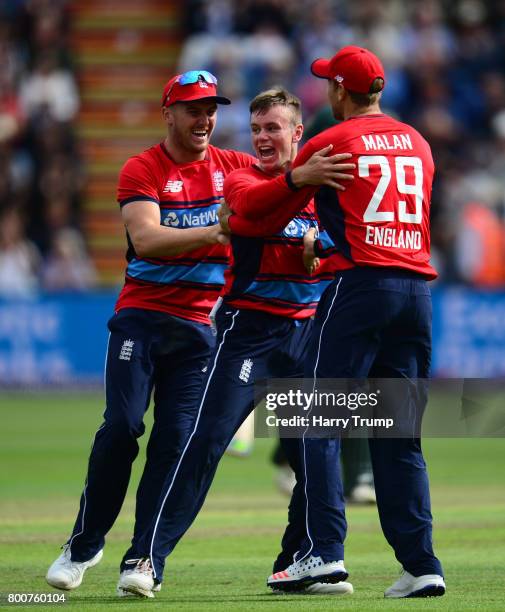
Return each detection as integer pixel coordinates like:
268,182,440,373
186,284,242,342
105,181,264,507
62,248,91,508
212,170,224,192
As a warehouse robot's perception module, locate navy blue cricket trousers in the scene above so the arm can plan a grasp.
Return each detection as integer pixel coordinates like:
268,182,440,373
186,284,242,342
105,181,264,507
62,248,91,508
132,306,317,581
68,308,214,562
300,268,444,577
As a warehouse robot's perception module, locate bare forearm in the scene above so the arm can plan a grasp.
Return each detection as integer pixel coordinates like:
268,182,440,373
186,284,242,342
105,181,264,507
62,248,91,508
290,166,321,188
131,225,219,257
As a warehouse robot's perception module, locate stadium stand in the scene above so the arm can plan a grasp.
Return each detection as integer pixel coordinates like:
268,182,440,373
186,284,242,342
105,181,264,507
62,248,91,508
70,0,182,284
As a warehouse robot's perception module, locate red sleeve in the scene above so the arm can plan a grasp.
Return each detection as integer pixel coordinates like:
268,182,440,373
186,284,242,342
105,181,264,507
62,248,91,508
228,205,295,236
228,195,318,237
228,213,275,236
223,167,314,223
117,156,159,206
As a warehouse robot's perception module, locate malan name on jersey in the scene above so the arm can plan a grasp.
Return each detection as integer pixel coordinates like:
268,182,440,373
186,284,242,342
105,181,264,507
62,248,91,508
361,133,413,151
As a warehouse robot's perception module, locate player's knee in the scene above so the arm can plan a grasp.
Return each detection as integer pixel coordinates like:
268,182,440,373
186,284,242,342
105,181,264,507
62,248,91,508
191,429,229,460
100,416,146,442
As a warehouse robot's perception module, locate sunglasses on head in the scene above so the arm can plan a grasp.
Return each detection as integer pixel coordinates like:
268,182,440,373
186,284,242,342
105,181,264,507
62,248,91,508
163,70,218,106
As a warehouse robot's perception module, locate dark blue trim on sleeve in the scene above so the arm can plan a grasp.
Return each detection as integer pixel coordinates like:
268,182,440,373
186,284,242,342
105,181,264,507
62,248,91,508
119,195,160,208
315,186,352,261
313,239,324,258
285,171,300,192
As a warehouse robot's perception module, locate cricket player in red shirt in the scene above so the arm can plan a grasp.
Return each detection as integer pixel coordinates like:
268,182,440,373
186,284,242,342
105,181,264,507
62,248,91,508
46,70,255,592
223,47,446,599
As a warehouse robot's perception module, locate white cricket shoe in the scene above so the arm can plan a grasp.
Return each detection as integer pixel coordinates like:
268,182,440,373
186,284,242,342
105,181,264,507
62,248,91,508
117,558,155,598
267,555,348,591
384,570,446,598
272,581,353,595
46,544,103,590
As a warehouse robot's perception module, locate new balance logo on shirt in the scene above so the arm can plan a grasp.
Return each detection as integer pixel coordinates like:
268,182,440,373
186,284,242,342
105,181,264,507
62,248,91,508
163,180,184,193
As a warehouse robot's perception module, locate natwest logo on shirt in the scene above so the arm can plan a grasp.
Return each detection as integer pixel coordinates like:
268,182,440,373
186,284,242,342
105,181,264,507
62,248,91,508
163,179,184,193
161,206,219,228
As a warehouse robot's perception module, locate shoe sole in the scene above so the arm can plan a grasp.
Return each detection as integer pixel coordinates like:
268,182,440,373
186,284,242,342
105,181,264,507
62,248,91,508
268,570,349,592
46,580,77,591
305,581,353,595
118,585,155,599
407,584,446,598
117,583,161,598
386,584,446,599
271,581,353,596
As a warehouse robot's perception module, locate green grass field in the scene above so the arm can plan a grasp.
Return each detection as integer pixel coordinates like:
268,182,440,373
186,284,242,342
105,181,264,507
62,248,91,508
1,392,504,611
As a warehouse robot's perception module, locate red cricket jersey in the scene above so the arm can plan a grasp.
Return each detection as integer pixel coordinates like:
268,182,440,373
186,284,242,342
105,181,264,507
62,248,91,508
228,114,437,280
225,166,352,273
116,142,255,323
222,166,340,318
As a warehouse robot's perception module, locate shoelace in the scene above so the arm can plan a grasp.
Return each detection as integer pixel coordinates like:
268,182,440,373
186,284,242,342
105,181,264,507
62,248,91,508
61,544,71,557
124,557,153,575
59,545,84,580
286,555,323,575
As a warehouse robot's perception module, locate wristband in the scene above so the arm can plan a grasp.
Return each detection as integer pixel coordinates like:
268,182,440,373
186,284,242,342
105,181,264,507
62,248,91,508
285,171,300,191
313,239,324,258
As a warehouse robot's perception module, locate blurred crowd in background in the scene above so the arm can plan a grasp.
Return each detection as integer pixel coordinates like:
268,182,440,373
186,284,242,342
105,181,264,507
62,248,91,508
182,0,505,286
1,0,505,298
0,0,96,298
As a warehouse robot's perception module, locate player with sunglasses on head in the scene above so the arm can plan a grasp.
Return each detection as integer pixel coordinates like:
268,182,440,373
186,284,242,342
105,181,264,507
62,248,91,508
45,69,251,593
45,70,353,595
